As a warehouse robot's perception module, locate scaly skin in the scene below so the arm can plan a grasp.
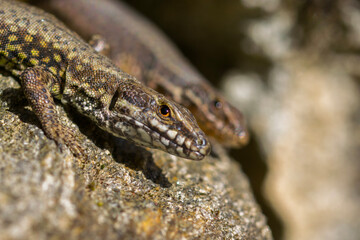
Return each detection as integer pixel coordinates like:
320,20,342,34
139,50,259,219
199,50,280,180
0,0,210,160
34,0,249,147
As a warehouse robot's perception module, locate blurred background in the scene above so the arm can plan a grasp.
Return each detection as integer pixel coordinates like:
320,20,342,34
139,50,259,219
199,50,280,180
123,0,360,239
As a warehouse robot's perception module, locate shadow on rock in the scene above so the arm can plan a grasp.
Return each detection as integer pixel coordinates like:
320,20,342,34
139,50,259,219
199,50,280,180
112,137,171,188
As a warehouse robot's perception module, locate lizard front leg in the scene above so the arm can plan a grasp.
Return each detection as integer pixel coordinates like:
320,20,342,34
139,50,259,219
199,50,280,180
20,66,85,157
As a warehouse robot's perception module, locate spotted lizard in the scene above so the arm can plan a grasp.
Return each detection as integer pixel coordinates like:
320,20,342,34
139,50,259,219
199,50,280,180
0,0,211,160
34,0,249,147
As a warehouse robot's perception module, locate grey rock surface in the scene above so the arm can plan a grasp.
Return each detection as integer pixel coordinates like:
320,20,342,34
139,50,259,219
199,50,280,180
0,74,272,240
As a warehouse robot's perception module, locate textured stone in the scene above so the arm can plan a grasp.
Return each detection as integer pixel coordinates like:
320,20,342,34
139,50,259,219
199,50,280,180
0,74,272,240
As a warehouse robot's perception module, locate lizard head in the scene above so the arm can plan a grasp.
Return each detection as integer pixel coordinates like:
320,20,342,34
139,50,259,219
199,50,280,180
105,80,211,160
183,83,249,148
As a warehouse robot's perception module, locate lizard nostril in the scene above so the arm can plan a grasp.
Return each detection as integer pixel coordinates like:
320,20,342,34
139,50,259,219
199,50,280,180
197,136,211,156
237,128,249,144
196,137,207,147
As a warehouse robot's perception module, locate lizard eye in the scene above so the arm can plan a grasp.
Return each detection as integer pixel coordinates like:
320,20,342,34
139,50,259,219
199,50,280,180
159,105,171,118
213,99,223,109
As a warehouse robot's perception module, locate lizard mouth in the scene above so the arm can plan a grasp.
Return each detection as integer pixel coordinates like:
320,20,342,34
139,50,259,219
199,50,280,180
198,116,249,148
113,116,210,160
214,124,249,147
145,120,210,160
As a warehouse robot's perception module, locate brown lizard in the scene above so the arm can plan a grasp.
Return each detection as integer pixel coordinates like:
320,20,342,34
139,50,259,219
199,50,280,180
0,0,210,160
33,0,249,147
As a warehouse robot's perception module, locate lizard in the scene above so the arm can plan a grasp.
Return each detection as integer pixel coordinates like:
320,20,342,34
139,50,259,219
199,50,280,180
33,0,250,147
0,0,211,160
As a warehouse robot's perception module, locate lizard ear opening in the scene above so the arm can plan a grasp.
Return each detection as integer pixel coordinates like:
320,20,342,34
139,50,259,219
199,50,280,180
109,89,119,110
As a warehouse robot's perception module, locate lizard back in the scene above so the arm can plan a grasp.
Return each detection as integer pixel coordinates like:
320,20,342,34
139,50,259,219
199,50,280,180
35,0,249,147
0,0,211,160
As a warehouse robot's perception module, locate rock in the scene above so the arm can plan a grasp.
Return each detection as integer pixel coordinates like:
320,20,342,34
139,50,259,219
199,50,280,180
0,74,272,239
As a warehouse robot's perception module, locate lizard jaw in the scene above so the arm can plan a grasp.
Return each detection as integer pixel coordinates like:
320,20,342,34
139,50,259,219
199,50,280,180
109,115,210,160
